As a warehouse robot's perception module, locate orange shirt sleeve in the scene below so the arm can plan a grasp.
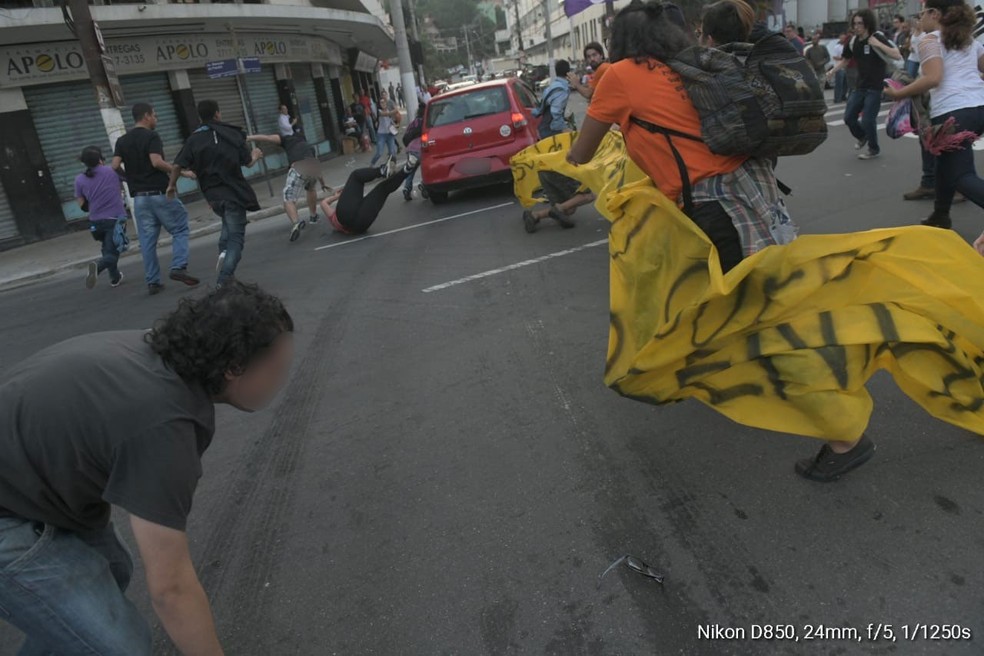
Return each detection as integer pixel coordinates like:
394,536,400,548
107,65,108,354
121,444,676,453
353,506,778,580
589,62,611,90
587,64,628,126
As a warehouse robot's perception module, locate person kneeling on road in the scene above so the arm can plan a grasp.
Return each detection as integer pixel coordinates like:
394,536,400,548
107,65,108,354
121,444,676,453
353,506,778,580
320,152,419,236
522,171,596,233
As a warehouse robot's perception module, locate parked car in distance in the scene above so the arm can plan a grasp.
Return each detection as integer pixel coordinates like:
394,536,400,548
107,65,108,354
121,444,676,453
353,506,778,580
420,78,542,204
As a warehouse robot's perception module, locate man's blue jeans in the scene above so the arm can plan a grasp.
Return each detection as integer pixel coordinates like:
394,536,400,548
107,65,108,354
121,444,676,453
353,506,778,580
0,517,151,655
371,132,398,167
833,69,848,103
212,200,248,284
133,194,191,285
844,88,881,154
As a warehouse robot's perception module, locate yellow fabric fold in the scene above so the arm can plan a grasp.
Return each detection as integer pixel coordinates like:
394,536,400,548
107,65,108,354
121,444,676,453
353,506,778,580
511,132,984,440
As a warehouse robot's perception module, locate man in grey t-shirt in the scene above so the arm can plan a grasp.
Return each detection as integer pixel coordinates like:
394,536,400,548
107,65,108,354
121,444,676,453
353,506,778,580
0,282,294,655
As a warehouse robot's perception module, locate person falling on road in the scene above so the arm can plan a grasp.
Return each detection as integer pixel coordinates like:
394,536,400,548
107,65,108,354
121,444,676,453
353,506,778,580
0,282,294,655
320,151,419,236
248,132,330,242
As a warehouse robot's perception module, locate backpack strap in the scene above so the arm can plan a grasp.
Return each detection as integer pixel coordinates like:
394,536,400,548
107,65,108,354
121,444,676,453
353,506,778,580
629,116,702,216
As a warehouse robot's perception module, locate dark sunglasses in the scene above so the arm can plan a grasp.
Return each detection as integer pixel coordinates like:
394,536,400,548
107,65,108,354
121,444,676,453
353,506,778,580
600,554,665,584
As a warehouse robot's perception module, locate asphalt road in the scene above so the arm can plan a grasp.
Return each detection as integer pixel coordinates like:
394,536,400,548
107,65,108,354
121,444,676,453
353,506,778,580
1,95,983,656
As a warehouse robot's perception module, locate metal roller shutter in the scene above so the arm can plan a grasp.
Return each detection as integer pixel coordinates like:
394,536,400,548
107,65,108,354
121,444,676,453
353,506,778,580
24,82,111,214
187,69,247,131
0,183,17,243
120,73,184,160
244,67,280,157
290,64,326,143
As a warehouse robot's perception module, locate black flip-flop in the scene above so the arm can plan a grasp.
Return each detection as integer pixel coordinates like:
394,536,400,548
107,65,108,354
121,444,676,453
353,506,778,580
794,435,876,482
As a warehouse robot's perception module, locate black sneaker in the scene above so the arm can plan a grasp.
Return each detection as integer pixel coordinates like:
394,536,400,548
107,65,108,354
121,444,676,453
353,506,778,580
169,269,200,286
110,272,124,288
794,435,876,482
403,187,412,201
523,210,538,233
309,213,319,224
148,282,165,296
85,262,98,290
921,211,952,229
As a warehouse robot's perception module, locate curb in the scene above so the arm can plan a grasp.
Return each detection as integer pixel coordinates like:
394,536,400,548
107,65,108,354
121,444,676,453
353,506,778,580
0,205,286,293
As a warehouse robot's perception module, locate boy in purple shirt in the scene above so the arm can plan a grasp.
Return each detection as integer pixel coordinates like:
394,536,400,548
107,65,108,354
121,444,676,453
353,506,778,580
75,146,128,289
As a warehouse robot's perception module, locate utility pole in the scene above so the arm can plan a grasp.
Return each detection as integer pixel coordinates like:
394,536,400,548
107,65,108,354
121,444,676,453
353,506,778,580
463,25,473,76
512,0,524,52
388,0,420,122
603,0,615,44
406,0,427,88
543,0,554,79
67,0,127,149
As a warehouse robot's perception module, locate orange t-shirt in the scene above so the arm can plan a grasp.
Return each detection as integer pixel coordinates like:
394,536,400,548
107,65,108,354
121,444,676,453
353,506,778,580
587,59,746,204
588,62,611,90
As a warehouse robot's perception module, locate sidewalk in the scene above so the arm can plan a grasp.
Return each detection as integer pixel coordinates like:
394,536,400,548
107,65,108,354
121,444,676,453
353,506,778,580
0,148,381,292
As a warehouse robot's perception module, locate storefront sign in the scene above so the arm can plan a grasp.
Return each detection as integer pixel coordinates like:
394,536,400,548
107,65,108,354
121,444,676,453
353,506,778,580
353,51,378,73
1,33,343,87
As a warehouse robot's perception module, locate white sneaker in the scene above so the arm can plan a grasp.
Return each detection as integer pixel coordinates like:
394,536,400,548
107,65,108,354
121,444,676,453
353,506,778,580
854,138,867,150
857,149,879,160
386,156,398,177
216,250,227,273
404,152,420,173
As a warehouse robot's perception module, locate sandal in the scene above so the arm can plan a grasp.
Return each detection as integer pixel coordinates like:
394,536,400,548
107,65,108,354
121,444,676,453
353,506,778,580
794,435,875,482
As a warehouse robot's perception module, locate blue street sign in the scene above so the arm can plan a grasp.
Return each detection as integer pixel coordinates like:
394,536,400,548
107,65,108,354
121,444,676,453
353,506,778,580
238,57,261,74
207,57,261,78
206,59,238,79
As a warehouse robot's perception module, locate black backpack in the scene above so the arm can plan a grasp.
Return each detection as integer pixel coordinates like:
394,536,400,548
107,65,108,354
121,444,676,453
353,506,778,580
634,33,828,160
630,33,824,214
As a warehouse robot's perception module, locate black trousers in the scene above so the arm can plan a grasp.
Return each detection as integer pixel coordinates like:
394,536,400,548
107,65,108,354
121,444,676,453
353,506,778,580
688,201,743,274
336,167,409,234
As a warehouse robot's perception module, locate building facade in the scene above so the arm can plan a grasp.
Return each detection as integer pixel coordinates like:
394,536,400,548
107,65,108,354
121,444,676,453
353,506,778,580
0,0,395,249
505,0,923,69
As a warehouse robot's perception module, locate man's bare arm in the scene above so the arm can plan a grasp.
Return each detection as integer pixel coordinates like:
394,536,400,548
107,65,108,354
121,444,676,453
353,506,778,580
129,515,224,656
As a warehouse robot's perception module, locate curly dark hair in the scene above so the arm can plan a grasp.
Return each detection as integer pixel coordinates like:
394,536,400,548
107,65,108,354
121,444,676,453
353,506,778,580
926,0,976,51
145,281,294,395
609,0,694,65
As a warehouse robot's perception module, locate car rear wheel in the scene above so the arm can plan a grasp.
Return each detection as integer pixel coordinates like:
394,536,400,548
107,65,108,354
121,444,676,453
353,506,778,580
429,190,449,204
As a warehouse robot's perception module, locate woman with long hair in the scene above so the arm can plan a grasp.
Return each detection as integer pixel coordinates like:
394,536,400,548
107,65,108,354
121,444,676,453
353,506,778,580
74,145,127,289
884,0,984,235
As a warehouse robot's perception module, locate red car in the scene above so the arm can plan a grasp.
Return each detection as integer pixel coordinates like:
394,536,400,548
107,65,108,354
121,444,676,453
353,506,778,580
420,78,541,204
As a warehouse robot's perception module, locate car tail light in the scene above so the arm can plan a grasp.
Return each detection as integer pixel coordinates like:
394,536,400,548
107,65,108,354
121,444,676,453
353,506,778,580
511,112,528,128
421,132,435,149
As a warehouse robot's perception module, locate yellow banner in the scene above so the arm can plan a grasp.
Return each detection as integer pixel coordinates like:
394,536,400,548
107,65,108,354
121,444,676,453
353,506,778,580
511,132,984,440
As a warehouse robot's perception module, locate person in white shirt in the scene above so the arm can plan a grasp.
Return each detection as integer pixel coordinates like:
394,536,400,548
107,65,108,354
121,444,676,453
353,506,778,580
277,104,297,137
884,0,984,235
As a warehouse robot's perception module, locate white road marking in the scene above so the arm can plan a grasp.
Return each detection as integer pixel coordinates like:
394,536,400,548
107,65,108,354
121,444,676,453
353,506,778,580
313,201,515,251
422,239,608,293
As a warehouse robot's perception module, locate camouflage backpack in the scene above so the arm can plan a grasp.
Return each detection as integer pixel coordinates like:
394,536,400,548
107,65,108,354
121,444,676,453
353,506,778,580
633,32,828,159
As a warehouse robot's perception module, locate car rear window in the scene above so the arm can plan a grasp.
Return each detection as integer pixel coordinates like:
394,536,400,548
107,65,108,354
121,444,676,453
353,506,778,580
426,87,510,128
